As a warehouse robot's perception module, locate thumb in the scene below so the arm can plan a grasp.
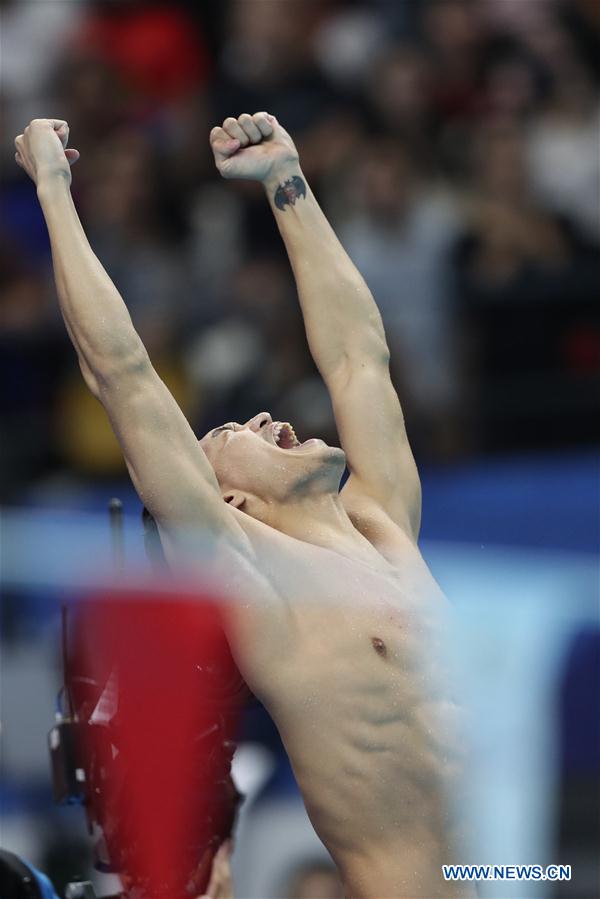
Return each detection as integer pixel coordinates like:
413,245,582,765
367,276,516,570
210,126,240,163
65,148,80,165
215,138,240,168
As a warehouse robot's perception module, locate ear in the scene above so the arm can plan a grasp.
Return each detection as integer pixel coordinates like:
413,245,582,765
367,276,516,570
223,491,246,511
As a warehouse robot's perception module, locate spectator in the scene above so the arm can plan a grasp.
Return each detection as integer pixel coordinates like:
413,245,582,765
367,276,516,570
527,55,600,243
79,128,192,354
364,43,437,165
71,0,210,108
0,0,86,156
331,139,465,457
454,119,599,449
213,0,339,134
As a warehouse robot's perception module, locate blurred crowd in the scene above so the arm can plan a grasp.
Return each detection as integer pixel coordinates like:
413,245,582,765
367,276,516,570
1,0,599,503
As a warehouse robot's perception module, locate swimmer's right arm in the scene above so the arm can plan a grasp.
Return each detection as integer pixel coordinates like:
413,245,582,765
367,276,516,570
15,120,249,551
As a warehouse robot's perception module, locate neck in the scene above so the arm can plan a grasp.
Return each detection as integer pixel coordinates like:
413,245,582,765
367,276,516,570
264,491,376,560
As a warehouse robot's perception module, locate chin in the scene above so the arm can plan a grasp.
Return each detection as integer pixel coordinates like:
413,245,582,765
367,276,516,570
327,444,346,464
303,439,344,461
317,443,346,477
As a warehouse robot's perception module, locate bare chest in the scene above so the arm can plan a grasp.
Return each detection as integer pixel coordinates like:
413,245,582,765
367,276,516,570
229,536,452,704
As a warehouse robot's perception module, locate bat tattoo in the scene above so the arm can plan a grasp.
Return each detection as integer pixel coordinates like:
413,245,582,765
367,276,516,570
274,175,307,211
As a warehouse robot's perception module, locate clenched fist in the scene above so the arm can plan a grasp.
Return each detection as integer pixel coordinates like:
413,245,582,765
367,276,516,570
210,112,299,184
15,119,80,187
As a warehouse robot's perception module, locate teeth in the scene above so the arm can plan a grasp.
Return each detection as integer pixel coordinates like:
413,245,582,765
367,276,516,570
272,422,299,447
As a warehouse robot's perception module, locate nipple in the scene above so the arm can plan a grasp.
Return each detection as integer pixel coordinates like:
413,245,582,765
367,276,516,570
371,636,387,658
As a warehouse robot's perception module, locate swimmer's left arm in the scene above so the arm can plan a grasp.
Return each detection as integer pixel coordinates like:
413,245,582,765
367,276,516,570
210,113,421,538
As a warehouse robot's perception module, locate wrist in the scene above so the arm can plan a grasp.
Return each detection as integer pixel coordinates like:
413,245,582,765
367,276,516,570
263,164,305,199
263,157,302,189
36,167,71,199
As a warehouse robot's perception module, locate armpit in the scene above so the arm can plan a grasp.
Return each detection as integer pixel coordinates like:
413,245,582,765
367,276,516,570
342,491,417,560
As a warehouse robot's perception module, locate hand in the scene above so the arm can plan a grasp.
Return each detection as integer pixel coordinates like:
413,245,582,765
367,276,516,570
210,112,299,184
15,119,80,187
197,840,234,899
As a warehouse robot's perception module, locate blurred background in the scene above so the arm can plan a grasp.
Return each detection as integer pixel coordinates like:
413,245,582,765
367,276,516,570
0,0,598,897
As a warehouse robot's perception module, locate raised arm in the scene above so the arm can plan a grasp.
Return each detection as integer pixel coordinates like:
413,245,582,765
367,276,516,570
210,113,421,538
16,120,248,552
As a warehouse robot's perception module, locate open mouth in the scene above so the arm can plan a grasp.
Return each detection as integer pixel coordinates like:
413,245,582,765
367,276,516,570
271,421,301,449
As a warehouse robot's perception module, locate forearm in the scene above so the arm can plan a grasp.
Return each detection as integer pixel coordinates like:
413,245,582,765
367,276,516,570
263,166,388,376
37,173,145,381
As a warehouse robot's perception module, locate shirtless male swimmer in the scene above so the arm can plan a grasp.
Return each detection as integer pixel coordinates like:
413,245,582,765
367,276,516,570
15,116,472,898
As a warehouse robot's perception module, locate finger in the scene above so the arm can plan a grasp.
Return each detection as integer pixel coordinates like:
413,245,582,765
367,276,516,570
65,148,80,165
15,151,24,169
14,135,23,152
222,116,249,146
252,112,274,138
238,113,262,144
31,119,69,148
210,126,240,158
210,126,239,150
29,118,67,133
48,119,68,133
210,125,228,144
55,123,69,149
213,137,241,163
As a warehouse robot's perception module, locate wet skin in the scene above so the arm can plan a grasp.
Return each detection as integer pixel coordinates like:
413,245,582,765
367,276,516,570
161,413,474,899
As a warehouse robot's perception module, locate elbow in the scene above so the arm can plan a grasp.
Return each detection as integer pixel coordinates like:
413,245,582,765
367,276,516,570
366,307,389,357
78,357,101,398
330,334,390,388
374,335,391,368
350,298,389,365
345,326,390,369
93,339,151,389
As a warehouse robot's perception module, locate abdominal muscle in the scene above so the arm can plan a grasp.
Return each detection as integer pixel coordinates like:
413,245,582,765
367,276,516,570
255,599,473,898
223,526,474,897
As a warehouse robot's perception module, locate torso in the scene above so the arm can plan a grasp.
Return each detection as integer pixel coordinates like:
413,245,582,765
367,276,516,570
177,510,473,898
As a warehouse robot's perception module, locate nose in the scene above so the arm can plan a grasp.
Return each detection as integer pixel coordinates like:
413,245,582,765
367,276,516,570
246,412,272,433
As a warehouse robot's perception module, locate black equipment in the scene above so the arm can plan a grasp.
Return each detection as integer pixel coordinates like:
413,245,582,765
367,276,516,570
0,850,54,899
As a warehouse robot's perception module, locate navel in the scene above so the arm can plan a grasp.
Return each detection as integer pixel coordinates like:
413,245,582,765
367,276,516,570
371,636,387,658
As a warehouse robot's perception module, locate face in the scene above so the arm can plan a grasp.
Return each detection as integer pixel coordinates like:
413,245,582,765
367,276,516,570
199,412,345,512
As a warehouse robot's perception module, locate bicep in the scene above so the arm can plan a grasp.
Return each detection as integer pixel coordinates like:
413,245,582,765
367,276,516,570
328,357,421,537
96,355,247,548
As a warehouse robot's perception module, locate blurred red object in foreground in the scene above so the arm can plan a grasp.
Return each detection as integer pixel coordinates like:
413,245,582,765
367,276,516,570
71,590,245,898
